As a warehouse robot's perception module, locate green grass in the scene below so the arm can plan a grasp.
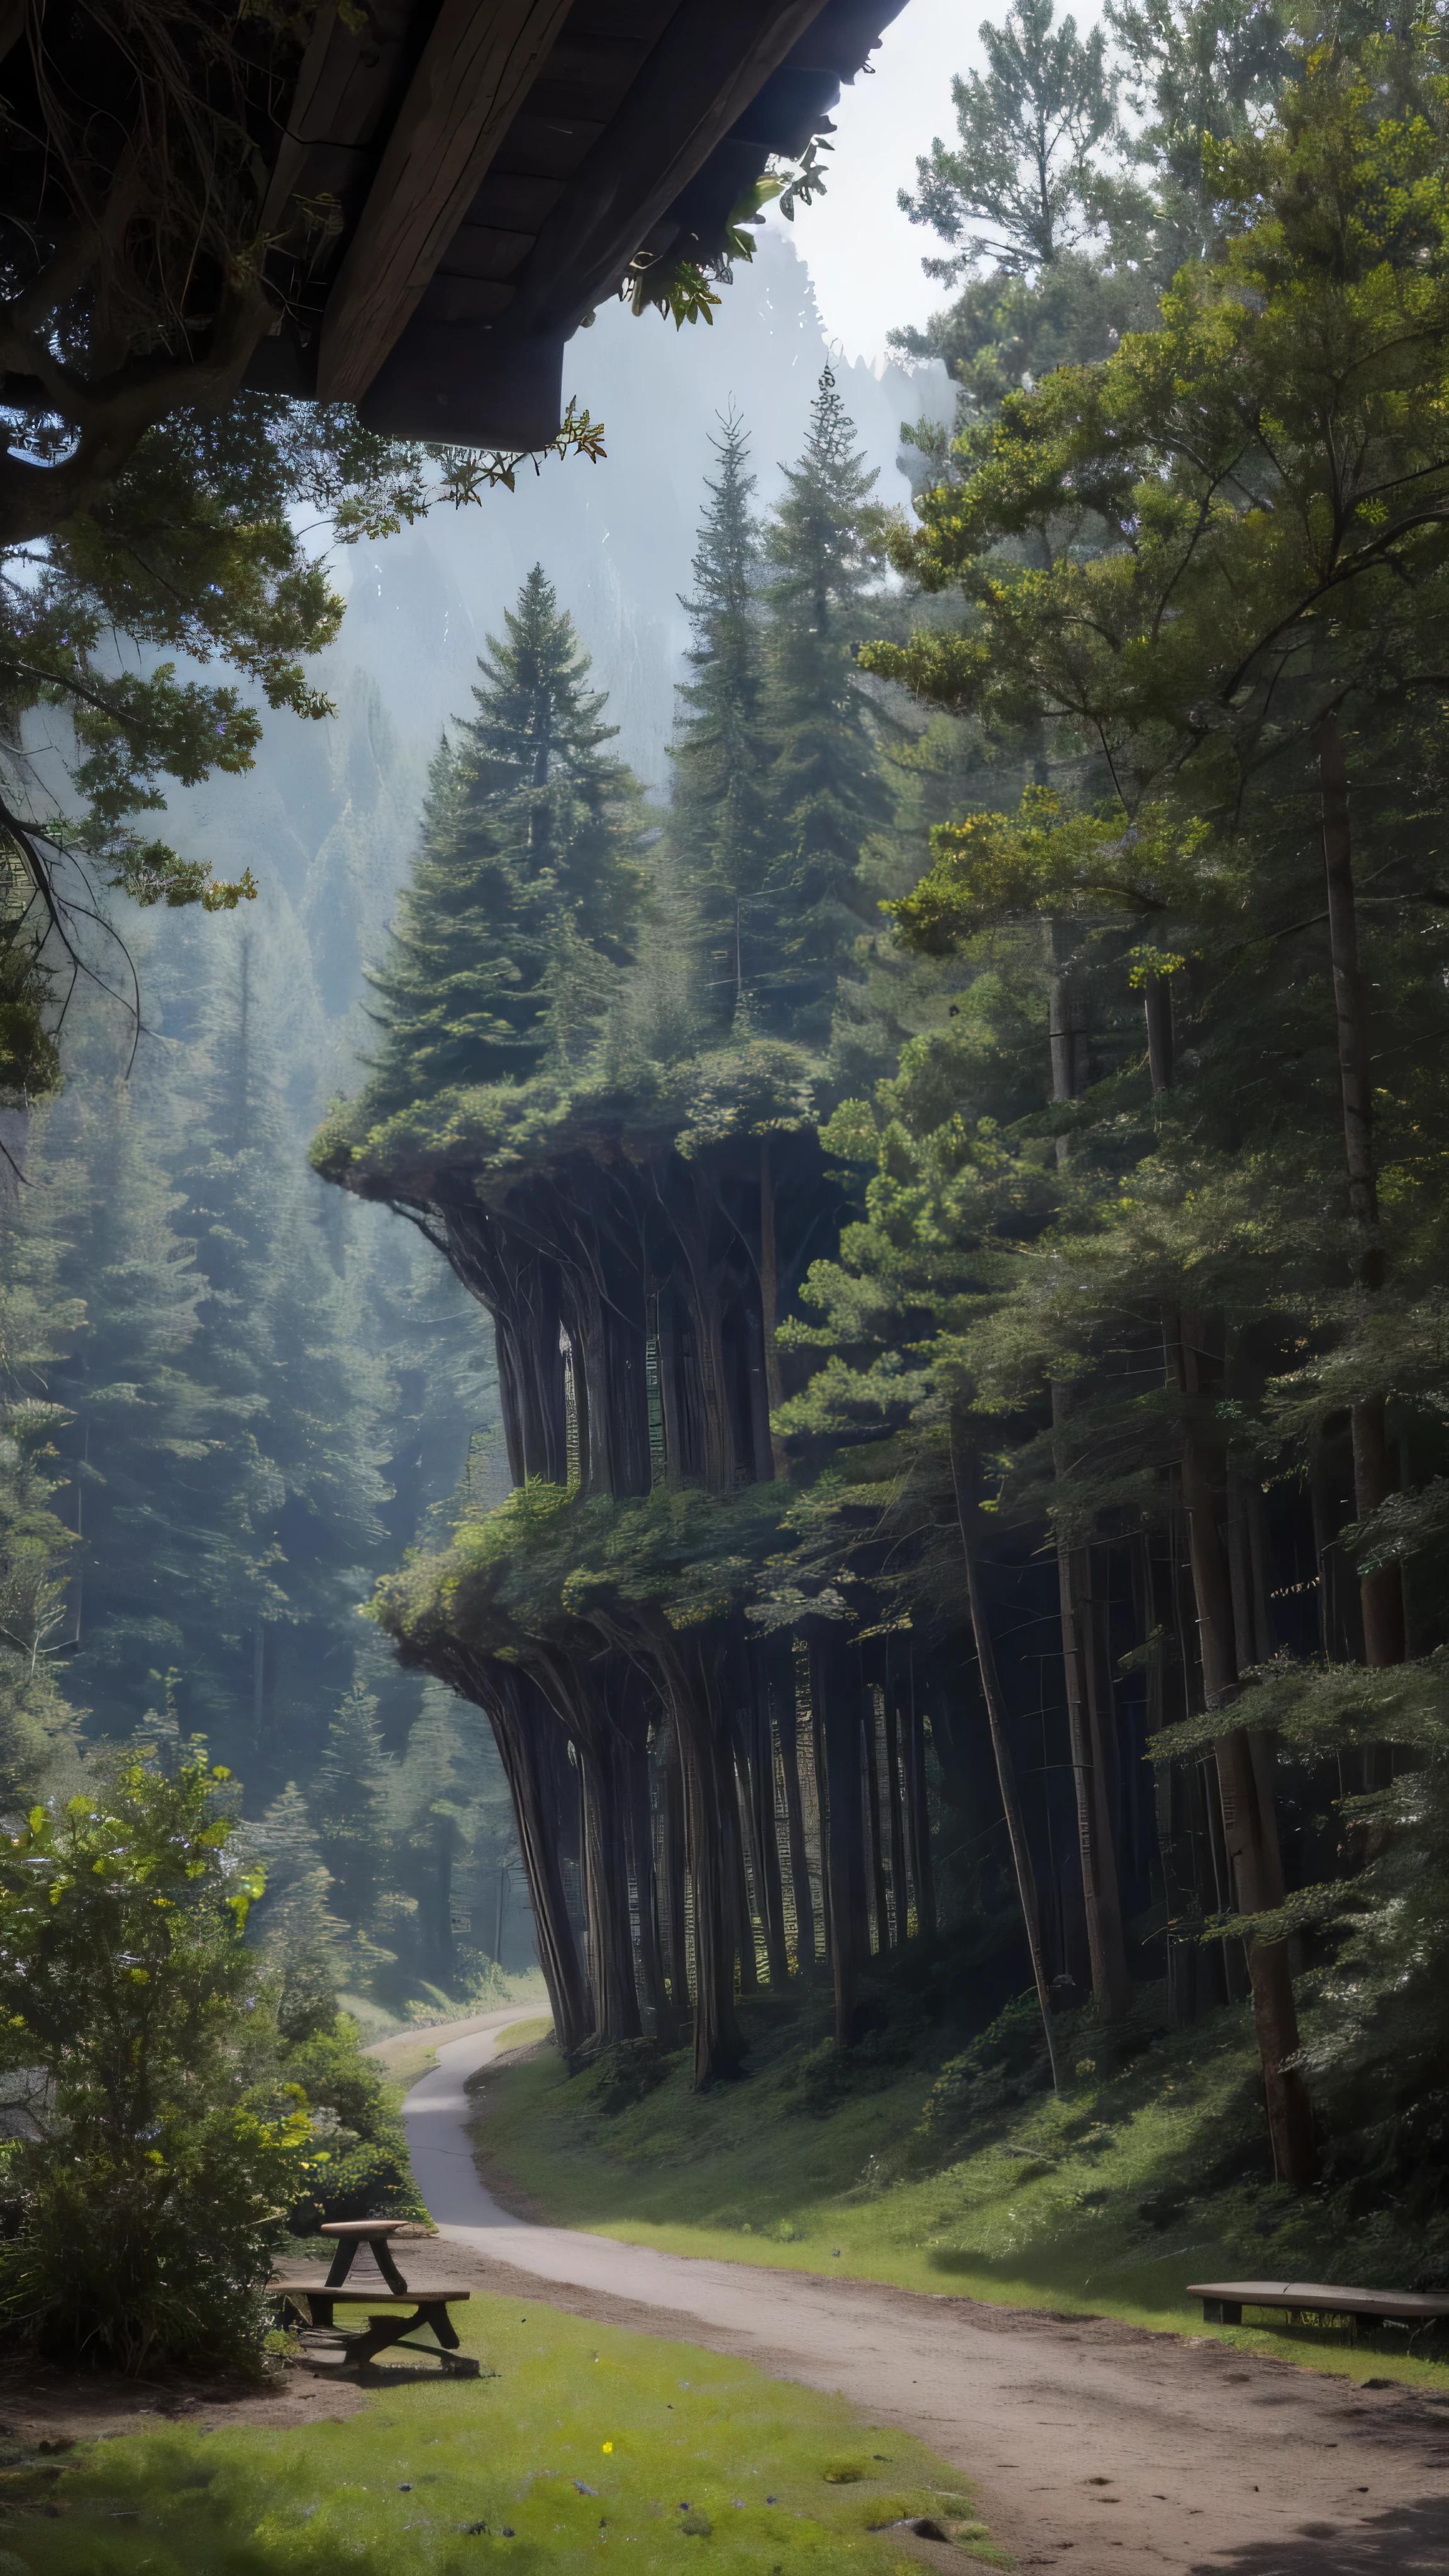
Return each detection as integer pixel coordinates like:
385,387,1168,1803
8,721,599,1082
492,2017,554,2058
469,1987,1449,2396
0,2292,996,2572
365,2004,555,2099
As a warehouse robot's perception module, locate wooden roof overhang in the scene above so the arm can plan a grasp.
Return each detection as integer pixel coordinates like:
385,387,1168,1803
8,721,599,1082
248,0,908,448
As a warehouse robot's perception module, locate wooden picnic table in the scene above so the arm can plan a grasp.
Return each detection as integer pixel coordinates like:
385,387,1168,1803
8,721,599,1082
1188,2278,1449,2336
274,2219,478,2377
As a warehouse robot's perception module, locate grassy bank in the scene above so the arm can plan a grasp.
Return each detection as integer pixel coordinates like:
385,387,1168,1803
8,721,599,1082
469,1985,1449,2394
363,2006,554,2101
0,2292,997,2572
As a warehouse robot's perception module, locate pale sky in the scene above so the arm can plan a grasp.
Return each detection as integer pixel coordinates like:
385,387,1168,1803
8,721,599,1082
762,0,982,365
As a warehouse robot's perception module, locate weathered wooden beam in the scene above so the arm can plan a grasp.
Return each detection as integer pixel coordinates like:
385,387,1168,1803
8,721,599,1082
316,0,577,404
503,0,835,339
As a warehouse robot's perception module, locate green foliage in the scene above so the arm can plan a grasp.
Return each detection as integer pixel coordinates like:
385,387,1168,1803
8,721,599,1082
899,0,1123,279
869,44,1449,802
282,2016,424,2233
361,568,648,1114
0,1748,307,2373
757,373,893,1036
376,1478,790,1668
667,411,772,1027
0,364,607,1097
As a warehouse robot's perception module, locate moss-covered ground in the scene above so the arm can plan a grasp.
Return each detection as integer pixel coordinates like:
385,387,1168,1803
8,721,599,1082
470,1986,1449,2396
0,2293,992,2572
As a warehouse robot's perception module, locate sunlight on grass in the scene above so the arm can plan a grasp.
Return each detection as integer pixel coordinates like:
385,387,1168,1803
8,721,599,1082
490,2017,554,2059
0,2294,991,2572
470,1994,1449,2397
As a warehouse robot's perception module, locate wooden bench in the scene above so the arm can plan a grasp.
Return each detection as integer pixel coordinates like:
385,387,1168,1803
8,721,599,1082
1188,2279,1449,2338
272,2218,479,2377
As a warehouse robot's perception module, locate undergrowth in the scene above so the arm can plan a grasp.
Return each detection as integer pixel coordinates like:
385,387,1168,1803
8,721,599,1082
0,2293,996,2571
470,1968,1449,2390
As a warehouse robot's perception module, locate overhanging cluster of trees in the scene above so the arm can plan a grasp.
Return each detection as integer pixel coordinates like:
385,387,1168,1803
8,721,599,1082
319,0,1449,2210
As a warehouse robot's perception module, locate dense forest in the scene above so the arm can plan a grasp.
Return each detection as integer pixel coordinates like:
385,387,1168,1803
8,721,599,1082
9,0,1449,2296
309,0,1449,2235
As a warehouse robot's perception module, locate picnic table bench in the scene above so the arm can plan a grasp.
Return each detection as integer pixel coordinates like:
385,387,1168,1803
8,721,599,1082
274,2219,479,2377
1188,2279,1449,2337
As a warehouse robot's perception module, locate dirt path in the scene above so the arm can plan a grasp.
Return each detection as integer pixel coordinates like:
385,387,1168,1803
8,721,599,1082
402,2019,1449,2576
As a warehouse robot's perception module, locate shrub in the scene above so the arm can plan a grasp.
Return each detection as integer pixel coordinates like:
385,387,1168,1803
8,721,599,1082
282,2017,426,2232
0,1750,309,2374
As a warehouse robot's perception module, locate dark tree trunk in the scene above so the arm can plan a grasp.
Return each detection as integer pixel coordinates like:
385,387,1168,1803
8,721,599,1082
950,1420,1057,2085
462,1660,590,2057
730,1743,760,1995
1045,936,1130,2020
740,1651,789,1985
659,1720,689,2022
578,1733,643,2043
810,1675,835,1974
863,1680,889,1953
758,1139,789,1479
902,1661,935,1940
811,1629,867,2047
655,1631,746,2087
884,1684,908,1948
1053,1413,1131,2019
1317,714,1405,1667
1171,1306,1315,2187
626,1738,672,2040
774,1674,815,1974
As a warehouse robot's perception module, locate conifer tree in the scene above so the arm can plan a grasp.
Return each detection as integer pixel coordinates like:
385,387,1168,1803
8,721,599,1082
36,1066,260,1739
363,568,648,1110
0,1165,81,1795
312,1683,394,1966
899,0,1121,279
252,1780,347,2040
668,412,772,1024
757,372,891,1036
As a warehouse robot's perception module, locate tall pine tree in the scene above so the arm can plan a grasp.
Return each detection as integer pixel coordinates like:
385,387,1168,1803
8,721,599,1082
364,567,648,1110
757,372,892,1036
668,412,772,1026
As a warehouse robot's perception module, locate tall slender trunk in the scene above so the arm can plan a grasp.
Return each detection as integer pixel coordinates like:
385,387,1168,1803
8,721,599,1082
474,1665,590,2057
863,1682,889,1951
903,1658,935,1940
660,1722,689,2018
884,1687,908,1946
662,1636,746,2087
775,1677,815,1973
579,1736,643,2043
811,1680,835,1974
1045,926,1130,2019
741,1658,789,1985
627,1744,672,2041
949,1421,1058,2085
811,1629,866,2047
1053,1398,1132,2022
1171,1306,1315,2186
1317,714,1404,1668
729,1751,760,1994
758,1140,789,1479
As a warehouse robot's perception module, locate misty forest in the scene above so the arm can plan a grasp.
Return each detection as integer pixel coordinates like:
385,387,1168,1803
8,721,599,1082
4,0,1449,2562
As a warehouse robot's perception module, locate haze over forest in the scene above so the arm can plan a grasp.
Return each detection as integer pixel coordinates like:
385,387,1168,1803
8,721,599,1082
9,0,1449,2444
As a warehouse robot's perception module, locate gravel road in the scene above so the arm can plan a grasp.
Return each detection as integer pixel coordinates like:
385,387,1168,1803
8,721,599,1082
399,2011,1449,2576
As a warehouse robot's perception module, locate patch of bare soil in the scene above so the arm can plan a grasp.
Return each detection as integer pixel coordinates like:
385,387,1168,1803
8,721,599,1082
0,2351,369,2451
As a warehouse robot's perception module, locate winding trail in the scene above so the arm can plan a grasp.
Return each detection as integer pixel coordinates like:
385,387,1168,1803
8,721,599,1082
402,2014,1449,2576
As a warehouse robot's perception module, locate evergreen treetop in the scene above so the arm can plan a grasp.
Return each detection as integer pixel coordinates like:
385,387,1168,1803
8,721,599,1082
361,569,650,1115
757,372,892,1038
668,412,772,1028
